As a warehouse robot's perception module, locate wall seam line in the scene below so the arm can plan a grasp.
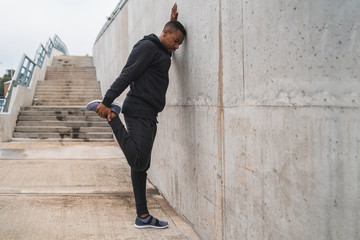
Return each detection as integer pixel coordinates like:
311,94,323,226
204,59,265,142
241,1,248,239
242,0,246,103
218,0,226,239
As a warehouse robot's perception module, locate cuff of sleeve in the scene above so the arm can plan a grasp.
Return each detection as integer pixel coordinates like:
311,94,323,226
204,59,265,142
102,97,113,108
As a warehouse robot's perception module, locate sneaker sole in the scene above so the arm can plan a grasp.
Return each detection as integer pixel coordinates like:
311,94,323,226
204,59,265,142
134,224,168,229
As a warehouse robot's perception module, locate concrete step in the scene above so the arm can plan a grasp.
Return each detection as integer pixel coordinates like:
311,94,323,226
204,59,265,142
45,71,96,74
21,106,88,111
35,89,100,93
13,132,113,139
45,73,96,77
38,78,99,81
46,70,96,74
38,80,99,83
32,101,101,106
33,96,101,101
44,77,97,81
10,138,114,142
44,77,97,80
34,94,101,99
32,103,93,106
32,101,95,105
14,126,112,133
36,85,100,89
18,115,102,121
33,98,97,102
45,74,97,78
36,84,100,88
16,120,108,127
35,87,100,91
34,93,101,97
46,71,96,74
45,72,96,79
19,110,97,116
35,88,100,92
52,56,93,67
33,96,100,100
35,87,99,90
37,81,100,86
46,66,95,71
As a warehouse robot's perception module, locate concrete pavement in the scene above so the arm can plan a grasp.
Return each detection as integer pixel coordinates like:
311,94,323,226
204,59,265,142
0,142,201,240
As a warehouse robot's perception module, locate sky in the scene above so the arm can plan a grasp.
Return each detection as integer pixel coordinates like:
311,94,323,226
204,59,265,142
0,0,119,76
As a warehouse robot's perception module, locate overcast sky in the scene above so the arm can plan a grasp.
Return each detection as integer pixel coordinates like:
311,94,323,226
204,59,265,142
0,0,119,76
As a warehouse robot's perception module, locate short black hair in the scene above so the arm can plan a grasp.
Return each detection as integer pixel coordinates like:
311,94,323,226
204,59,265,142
164,20,187,36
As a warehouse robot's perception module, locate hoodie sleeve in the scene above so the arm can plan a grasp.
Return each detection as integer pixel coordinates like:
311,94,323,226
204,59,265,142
102,40,155,107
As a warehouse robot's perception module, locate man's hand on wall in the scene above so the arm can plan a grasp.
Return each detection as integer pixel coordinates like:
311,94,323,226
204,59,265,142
170,2,178,21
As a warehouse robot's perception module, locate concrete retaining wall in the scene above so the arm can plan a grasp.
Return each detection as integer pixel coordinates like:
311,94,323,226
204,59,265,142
0,49,63,142
93,0,360,239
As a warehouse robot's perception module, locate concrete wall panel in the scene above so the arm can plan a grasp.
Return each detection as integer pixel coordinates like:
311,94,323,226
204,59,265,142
224,106,360,239
150,105,225,237
221,0,244,106
244,0,360,107
167,0,220,106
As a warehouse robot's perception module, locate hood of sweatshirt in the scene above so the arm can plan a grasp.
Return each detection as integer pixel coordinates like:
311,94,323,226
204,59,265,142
143,34,172,57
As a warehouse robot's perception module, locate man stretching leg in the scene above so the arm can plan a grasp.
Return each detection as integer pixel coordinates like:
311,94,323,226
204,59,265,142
87,3,186,229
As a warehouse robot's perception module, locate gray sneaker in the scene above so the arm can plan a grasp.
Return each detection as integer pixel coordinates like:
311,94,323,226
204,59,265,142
86,100,121,115
134,215,168,229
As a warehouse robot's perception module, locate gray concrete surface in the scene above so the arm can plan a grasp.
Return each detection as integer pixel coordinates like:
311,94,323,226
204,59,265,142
0,142,200,240
93,0,360,239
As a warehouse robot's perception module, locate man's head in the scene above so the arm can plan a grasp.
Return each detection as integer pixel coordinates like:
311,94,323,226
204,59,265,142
159,21,186,53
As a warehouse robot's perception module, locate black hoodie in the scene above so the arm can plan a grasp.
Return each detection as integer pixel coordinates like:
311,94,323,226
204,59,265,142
102,34,171,122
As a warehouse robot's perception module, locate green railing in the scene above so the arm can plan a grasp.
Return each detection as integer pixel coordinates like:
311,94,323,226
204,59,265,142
0,35,68,112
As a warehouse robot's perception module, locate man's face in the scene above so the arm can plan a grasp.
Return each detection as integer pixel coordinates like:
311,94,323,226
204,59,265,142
162,29,184,53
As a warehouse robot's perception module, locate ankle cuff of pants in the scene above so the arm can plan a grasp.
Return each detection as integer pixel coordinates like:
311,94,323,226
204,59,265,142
136,203,149,216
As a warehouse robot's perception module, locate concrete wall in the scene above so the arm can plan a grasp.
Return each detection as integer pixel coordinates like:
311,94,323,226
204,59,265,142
93,0,360,239
0,49,63,142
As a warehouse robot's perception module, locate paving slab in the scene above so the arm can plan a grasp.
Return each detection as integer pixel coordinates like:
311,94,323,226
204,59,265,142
0,142,200,240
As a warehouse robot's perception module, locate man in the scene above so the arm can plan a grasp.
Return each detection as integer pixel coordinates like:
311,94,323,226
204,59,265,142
87,3,186,229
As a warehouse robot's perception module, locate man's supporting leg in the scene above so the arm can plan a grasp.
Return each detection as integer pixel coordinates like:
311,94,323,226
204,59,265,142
131,168,149,216
109,114,157,217
125,116,156,217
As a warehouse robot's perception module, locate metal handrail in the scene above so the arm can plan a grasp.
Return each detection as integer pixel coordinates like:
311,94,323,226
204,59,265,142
0,35,68,112
45,38,54,56
94,0,128,44
0,99,4,109
1,55,36,112
34,44,47,68
53,34,69,55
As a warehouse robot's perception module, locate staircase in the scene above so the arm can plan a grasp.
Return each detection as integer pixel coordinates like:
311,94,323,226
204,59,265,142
12,56,114,142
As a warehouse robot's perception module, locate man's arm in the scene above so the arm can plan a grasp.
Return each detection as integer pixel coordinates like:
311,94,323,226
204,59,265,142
170,2,178,21
96,41,155,120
